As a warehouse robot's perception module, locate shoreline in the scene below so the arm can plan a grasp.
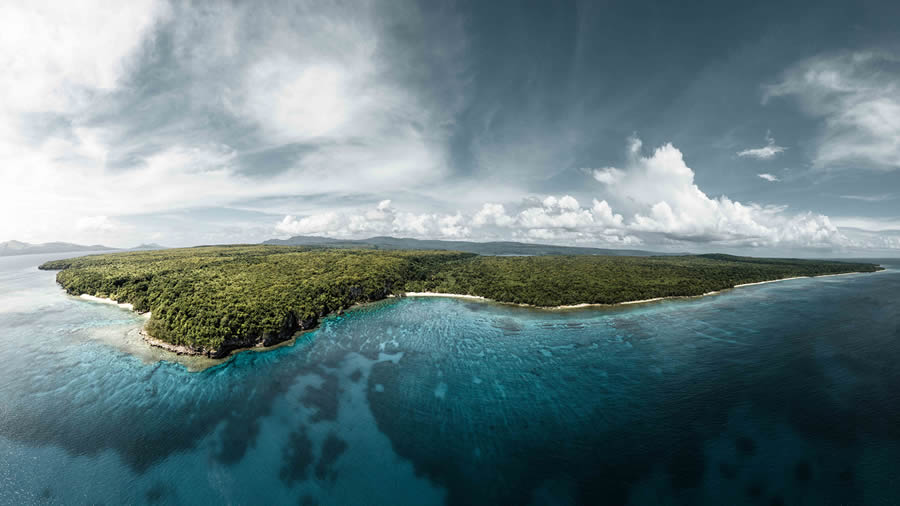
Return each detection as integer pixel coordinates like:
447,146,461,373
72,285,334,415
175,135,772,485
403,291,716,310
403,270,877,310
732,270,864,288
78,294,151,319
402,291,488,301
71,269,878,363
73,292,324,364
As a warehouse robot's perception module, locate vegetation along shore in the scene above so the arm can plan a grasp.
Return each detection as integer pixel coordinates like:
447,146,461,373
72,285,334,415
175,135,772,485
39,246,882,358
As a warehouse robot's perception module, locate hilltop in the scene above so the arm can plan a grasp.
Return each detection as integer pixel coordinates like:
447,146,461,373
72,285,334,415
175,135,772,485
263,235,673,256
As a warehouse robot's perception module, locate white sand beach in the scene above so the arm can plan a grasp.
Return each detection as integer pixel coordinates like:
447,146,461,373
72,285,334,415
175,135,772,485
401,270,875,310
79,294,151,318
404,292,488,301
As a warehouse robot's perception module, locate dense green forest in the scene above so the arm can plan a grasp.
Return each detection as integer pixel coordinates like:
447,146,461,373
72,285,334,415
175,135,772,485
40,246,881,357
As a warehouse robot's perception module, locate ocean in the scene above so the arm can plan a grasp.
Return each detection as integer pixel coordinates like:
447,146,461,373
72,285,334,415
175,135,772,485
1,252,898,505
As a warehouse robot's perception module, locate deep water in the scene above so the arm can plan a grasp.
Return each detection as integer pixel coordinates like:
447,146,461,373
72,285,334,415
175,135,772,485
1,253,899,505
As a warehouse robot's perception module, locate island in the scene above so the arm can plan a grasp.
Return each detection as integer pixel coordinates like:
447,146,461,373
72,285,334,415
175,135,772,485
39,246,882,358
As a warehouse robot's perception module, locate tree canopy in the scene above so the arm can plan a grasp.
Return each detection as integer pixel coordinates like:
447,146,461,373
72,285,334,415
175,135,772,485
40,246,881,356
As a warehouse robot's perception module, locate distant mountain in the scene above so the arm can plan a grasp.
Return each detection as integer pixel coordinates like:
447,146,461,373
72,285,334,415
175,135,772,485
0,240,117,257
262,235,672,256
130,243,167,251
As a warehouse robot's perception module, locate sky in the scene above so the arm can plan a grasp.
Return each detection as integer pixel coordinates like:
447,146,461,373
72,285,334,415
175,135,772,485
1,0,899,256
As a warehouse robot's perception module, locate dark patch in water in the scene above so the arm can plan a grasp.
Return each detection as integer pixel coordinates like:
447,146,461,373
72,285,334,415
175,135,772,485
461,302,488,313
746,480,764,498
667,439,706,490
736,436,757,457
301,371,340,423
794,460,811,482
215,418,261,465
769,494,785,506
491,317,523,333
298,494,318,506
280,428,314,485
349,369,362,383
315,433,349,481
145,482,171,504
718,462,737,479
839,468,854,482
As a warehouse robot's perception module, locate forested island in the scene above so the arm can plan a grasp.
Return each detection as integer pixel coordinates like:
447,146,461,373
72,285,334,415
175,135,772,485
39,246,882,358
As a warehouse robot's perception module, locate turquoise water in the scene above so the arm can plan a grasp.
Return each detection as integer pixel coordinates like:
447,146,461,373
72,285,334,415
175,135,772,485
1,253,899,505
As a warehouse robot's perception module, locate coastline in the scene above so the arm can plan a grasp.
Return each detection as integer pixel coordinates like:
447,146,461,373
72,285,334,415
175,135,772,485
732,270,864,288
402,291,488,301
403,291,714,310
79,294,151,319
403,270,878,310
73,292,321,364
71,269,878,362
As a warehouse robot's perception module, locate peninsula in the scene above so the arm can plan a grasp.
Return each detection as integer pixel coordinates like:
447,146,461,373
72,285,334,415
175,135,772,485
39,246,882,358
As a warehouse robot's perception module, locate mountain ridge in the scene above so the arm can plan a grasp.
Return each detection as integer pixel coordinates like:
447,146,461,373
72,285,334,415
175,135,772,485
0,241,116,257
262,235,679,256
0,241,168,257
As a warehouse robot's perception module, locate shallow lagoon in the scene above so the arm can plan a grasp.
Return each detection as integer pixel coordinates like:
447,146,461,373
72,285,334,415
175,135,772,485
1,253,899,505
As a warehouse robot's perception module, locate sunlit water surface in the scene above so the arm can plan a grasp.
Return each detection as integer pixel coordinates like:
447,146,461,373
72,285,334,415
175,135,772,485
1,253,899,505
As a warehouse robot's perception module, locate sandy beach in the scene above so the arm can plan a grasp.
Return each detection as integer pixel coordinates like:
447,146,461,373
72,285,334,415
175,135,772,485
733,271,869,288
403,270,875,310
79,294,151,318
405,292,689,309
404,292,488,301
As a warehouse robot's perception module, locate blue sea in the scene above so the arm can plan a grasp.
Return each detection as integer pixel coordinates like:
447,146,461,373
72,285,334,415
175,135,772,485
1,253,899,505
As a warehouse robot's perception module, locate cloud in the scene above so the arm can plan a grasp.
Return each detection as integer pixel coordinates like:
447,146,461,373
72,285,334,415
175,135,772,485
758,173,780,182
836,226,900,252
765,50,900,170
591,167,625,185
271,139,884,251
472,203,514,227
270,137,900,253
275,213,342,236
75,215,119,233
839,194,895,202
737,131,786,160
469,195,633,244
277,201,469,239
437,213,470,238
0,1,170,115
592,139,847,248
830,216,900,232
273,196,637,245
0,0,467,245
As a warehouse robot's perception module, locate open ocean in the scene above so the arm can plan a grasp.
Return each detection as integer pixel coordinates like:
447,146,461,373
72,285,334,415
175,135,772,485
1,253,898,505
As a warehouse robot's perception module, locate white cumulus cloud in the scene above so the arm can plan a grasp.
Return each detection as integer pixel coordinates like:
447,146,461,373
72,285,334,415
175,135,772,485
276,212,343,236
592,139,847,248
75,215,118,233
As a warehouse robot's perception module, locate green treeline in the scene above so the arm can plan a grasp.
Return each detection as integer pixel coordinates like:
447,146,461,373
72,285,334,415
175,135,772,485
40,246,881,355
